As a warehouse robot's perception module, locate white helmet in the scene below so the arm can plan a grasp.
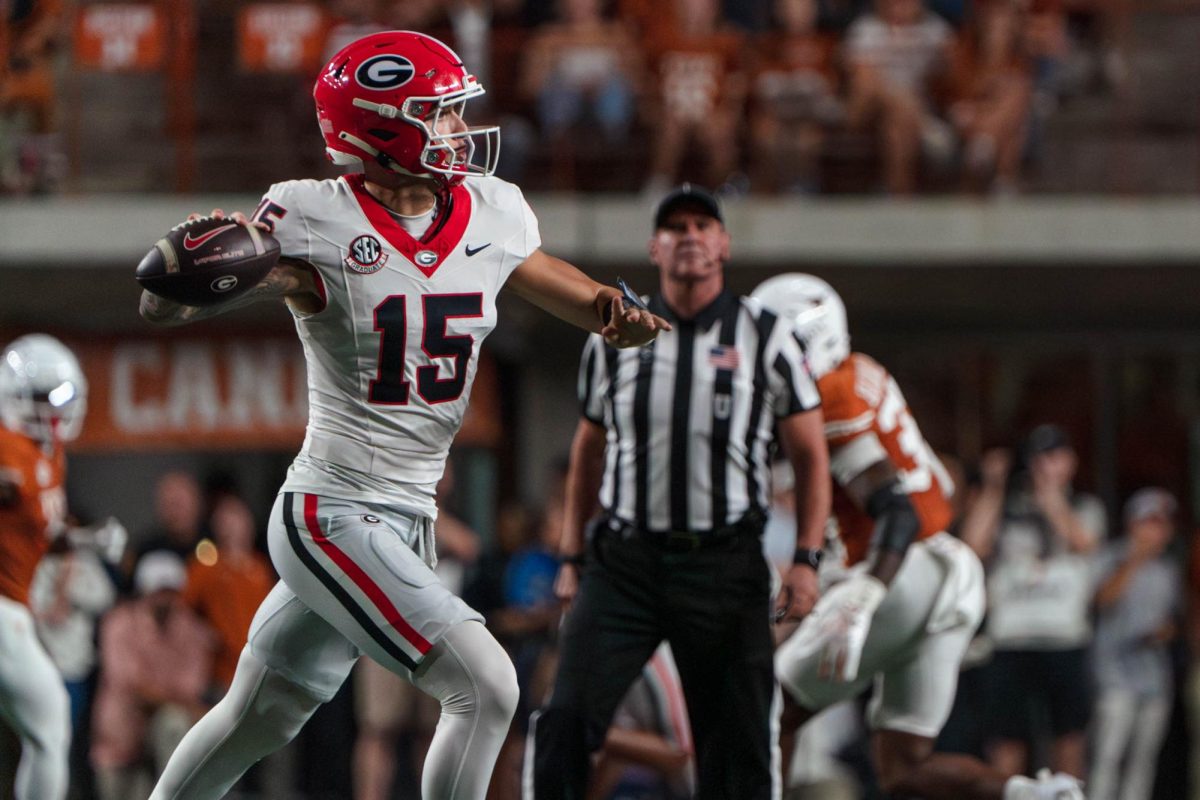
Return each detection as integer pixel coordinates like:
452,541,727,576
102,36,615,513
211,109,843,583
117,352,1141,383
751,273,850,379
0,334,88,443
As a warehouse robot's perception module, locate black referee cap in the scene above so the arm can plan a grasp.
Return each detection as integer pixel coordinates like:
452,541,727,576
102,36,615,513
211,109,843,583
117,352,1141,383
653,183,723,229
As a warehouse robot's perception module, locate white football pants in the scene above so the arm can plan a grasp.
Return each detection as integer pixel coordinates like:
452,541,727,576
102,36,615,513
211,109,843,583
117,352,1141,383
150,619,517,800
0,596,71,800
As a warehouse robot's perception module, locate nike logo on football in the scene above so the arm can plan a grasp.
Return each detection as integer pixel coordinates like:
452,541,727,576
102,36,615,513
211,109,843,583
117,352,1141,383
464,243,491,257
182,224,238,251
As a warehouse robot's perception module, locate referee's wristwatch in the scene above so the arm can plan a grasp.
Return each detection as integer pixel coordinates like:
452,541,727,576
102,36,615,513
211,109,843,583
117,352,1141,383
793,547,823,571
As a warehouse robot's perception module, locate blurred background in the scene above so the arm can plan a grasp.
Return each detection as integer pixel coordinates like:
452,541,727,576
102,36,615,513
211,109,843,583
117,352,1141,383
1,0,1199,798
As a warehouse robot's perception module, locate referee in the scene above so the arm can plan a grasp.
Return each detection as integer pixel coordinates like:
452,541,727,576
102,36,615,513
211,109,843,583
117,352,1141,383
527,185,830,799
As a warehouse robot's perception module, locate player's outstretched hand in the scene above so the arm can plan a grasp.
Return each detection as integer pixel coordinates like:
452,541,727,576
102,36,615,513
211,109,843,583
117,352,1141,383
602,297,672,348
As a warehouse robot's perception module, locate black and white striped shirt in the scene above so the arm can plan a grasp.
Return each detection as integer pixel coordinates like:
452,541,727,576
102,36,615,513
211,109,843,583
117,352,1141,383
578,290,820,533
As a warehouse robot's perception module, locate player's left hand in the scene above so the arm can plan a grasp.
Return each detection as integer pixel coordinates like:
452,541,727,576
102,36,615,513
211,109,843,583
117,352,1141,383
813,574,887,683
602,297,671,348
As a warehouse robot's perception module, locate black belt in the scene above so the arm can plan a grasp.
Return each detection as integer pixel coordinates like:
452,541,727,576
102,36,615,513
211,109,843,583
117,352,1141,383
604,510,766,554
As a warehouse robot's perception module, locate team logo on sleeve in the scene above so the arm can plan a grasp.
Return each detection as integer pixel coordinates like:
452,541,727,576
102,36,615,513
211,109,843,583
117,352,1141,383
345,234,388,274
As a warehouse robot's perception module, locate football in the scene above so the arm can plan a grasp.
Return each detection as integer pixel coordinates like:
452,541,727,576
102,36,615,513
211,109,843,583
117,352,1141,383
135,216,280,306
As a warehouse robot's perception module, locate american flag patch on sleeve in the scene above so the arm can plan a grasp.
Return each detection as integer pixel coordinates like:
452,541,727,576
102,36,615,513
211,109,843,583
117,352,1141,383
708,345,740,370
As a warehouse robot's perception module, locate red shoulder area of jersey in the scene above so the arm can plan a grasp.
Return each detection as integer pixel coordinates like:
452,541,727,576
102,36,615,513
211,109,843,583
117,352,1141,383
344,174,472,279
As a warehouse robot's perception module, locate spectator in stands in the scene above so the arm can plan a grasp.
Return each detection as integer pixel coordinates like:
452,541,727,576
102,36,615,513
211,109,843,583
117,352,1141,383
747,0,841,193
129,470,205,579
960,425,1103,781
947,0,1033,194
842,0,956,194
520,0,641,187
91,553,215,800
1018,0,1068,165
642,0,748,196
181,495,274,694
1089,488,1181,800
0,0,65,193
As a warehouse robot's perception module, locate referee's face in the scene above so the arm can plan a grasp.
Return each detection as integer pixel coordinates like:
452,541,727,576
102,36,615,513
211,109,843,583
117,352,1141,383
649,210,730,285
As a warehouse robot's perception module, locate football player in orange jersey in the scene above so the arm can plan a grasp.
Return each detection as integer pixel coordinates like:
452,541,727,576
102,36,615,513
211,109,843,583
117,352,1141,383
0,334,87,800
754,275,1087,800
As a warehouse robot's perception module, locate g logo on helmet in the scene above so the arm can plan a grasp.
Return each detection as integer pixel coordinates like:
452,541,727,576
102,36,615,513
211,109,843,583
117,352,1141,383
211,275,239,292
355,55,415,90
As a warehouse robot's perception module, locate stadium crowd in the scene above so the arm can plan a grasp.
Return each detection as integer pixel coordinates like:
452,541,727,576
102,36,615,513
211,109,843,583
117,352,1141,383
1,0,1129,195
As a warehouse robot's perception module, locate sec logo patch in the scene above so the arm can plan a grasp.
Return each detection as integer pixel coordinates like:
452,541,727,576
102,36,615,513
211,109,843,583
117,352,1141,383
345,235,388,274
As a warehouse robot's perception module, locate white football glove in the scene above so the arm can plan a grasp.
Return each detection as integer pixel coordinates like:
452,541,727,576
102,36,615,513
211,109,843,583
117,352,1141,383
1004,770,1087,800
66,516,128,565
814,573,886,682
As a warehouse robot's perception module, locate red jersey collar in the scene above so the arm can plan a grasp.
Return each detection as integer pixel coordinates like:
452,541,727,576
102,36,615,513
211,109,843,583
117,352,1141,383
344,174,472,278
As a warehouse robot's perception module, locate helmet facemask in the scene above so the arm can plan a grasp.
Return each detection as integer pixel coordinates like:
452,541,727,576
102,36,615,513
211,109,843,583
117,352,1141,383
337,80,500,184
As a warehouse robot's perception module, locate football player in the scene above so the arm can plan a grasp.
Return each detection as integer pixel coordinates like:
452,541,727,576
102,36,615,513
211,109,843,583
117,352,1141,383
139,31,668,800
0,334,98,800
754,275,1087,800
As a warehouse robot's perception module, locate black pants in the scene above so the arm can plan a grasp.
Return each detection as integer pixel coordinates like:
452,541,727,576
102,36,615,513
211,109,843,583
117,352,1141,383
530,527,776,800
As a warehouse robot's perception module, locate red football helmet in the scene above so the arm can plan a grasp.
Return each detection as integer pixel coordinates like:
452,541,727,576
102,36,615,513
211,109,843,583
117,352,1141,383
313,31,499,185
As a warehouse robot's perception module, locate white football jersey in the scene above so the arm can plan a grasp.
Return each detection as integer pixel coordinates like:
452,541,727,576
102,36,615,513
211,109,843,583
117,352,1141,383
255,174,540,517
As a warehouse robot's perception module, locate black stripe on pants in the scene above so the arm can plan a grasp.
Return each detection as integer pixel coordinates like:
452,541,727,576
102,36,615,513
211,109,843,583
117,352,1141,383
530,529,775,799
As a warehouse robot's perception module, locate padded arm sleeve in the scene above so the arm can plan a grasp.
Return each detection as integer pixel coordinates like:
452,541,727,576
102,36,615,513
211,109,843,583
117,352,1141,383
866,481,920,555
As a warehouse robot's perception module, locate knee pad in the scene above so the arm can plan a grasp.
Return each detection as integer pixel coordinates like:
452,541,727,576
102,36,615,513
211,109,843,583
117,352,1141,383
481,655,519,724
415,621,518,728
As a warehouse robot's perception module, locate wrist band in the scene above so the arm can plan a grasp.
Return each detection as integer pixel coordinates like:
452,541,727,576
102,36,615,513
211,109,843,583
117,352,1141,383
793,547,823,570
561,553,586,567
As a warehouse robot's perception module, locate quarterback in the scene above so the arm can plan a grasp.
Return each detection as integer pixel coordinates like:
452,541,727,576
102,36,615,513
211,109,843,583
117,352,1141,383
756,275,1087,800
140,31,667,800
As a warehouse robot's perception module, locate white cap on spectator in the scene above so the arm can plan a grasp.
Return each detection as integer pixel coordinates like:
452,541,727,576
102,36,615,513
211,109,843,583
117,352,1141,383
134,552,187,595
1124,487,1178,523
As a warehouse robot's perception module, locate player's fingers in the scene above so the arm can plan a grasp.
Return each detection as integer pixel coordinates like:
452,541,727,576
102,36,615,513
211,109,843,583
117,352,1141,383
209,208,226,219
655,313,673,331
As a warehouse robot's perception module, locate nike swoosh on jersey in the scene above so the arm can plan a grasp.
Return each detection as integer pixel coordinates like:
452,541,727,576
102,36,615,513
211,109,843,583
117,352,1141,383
464,243,491,257
182,224,239,251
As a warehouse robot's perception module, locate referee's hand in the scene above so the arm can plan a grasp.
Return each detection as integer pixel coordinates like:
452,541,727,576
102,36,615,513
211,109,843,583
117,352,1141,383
775,564,820,623
602,297,671,348
554,563,581,608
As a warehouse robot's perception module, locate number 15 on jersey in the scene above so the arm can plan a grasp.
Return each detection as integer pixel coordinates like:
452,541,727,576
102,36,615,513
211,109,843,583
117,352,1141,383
368,293,484,406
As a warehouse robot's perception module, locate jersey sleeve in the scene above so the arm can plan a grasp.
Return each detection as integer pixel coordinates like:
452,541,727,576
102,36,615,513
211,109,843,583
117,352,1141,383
0,440,46,534
253,181,312,263
766,321,821,418
577,334,609,425
498,185,542,279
